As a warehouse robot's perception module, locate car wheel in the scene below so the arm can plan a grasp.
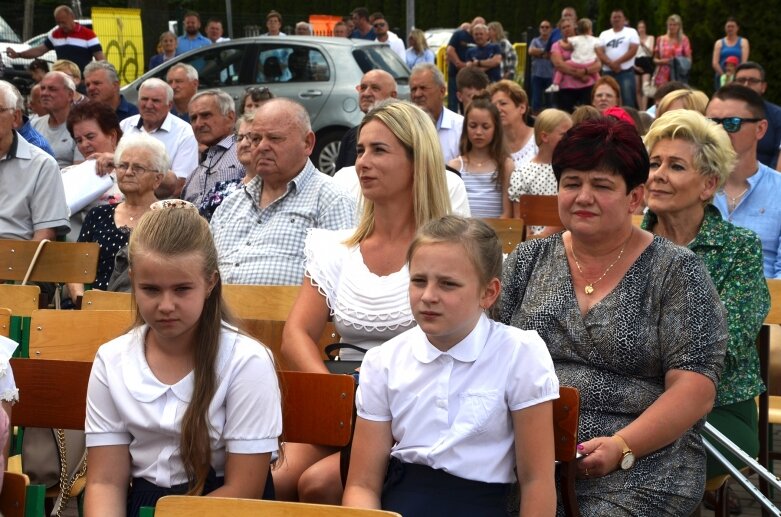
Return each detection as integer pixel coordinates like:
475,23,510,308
313,129,344,176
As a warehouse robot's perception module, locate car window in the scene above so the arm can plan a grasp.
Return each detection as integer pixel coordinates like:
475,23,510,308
352,46,409,83
0,16,21,44
172,45,247,88
256,44,330,83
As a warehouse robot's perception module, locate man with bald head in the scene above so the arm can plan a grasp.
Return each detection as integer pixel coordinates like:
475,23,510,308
334,69,397,171
446,16,486,112
210,98,355,285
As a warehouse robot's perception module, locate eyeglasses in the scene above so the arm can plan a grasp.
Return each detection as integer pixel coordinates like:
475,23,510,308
235,133,262,147
734,77,763,86
116,162,157,174
373,22,387,28
708,116,763,133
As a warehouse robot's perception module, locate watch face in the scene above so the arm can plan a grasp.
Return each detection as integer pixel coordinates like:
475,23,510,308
621,453,636,470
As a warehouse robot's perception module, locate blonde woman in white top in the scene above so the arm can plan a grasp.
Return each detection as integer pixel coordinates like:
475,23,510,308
634,21,655,110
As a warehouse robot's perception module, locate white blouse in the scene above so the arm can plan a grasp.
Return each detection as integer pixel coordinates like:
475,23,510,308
0,336,18,403
85,323,282,487
304,228,415,357
357,314,559,484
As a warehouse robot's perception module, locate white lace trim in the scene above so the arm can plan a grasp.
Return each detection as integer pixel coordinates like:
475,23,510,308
0,388,18,403
304,228,414,333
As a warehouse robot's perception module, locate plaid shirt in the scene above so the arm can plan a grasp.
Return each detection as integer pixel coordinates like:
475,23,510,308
210,159,356,285
181,134,245,207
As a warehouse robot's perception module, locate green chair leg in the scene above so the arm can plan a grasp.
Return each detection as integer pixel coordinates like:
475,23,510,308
24,484,45,517
139,506,155,517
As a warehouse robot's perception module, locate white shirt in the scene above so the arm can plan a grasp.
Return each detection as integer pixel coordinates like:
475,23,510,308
598,26,640,71
378,37,406,61
85,323,282,487
568,35,600,65
119,113,199,179
0,336,18,403
437,108,464,164
332,166,471,219
357,314,559,483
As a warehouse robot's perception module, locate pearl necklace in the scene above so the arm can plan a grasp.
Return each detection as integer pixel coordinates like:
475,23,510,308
570,232,632,295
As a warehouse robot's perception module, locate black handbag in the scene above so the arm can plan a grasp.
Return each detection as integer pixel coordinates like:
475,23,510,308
323,343,367,374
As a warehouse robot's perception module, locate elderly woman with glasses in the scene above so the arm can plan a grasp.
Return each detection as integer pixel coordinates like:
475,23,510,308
642,109,769,509
66,133,166,302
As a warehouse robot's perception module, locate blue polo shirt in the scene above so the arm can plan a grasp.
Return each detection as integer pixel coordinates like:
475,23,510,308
447,29,474,77
466,43,502,82
177,33,211,53
116,95,139,122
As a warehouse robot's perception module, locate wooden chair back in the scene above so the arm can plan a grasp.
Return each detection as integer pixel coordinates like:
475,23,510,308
0,285,40,316
154,496,401,516
757,279,781,500
0,240,99,284
10,359,91,430
0,308,10,338
517,195,561,240
554,386,580,517
223,285,301,320
279,370,354,447
81,290,132,311
482,218,524,254
0,471,29,517
631,214,645,228
28,310,134,361
240,320,337,370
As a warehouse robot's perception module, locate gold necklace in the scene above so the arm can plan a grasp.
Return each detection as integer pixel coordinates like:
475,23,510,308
570,232,632,295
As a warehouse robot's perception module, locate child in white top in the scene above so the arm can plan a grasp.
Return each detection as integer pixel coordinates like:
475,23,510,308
547,18,601,93
84,201,282,517
342,216,559,517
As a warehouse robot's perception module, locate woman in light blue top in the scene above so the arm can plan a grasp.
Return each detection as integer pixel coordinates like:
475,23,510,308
405,29,435,69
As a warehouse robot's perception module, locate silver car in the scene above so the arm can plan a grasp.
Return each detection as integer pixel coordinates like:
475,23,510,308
122,36,410,175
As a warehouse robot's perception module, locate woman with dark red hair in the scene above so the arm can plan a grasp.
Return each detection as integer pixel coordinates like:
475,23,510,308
500,117,727,515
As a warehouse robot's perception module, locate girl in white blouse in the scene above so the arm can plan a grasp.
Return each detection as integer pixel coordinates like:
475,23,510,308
84,201,282,517
343,216,559,516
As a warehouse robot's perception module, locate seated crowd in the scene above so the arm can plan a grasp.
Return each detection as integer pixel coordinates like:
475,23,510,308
0,5,778,517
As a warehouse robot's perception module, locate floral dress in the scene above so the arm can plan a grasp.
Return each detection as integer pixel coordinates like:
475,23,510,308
654,35,691,86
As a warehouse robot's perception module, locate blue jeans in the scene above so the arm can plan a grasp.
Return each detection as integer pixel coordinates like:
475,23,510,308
531,75,553,114
605,68,637,108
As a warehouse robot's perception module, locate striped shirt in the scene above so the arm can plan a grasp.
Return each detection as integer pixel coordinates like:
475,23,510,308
210,159,356,285
458,157,502,218
44,23,102,72
181,134,244,207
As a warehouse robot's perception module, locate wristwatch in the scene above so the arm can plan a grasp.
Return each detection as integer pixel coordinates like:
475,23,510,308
613,434,636,470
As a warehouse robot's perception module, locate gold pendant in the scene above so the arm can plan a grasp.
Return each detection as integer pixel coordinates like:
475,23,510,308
584,284,594,295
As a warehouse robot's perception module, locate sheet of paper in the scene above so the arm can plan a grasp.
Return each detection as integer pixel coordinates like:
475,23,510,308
61,160,114,214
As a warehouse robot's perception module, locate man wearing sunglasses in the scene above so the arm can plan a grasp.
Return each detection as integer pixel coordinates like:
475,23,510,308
708,83,781,278
370,12,405,61
732,62,781,169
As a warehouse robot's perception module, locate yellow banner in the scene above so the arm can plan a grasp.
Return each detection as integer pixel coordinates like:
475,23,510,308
91,7,144,85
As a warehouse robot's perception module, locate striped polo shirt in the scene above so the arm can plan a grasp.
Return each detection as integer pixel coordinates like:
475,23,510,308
44,23,102,72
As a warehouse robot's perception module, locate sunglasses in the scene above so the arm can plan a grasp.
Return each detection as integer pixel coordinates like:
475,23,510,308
708,116,763,133
734,77,763,86
373,22,387,28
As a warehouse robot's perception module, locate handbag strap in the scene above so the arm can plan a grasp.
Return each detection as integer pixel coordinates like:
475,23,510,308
21,239,50,285
324,343,368,361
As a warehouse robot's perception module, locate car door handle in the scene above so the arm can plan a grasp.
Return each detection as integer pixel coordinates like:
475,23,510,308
299,90,323,98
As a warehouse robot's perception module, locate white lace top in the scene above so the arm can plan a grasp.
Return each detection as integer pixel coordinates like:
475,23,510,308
0,336,19,403
304,228,415,358
511,135,539,170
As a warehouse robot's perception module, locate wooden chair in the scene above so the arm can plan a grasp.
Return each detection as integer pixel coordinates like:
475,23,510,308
631,214,645,228
482,218,525,254
0,240,98,284
554,386,580,517
517,195,561,240
240,320,338,370
81,290,132,311
279,370,354,447
0,285,40,348
27,309,134,361
0,308,10,338
222,285,301,321
0,471,29,517
154,496,401,516
758,279,781,501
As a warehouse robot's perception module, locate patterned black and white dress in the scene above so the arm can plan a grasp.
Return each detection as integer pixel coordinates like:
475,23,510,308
500,233,727,516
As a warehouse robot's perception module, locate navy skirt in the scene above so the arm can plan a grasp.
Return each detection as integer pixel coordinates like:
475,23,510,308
127,467,275,517
381,457,514,517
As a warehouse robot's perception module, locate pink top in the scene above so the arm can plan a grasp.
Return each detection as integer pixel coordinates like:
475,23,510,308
654,35,692,85
551,40,597,90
